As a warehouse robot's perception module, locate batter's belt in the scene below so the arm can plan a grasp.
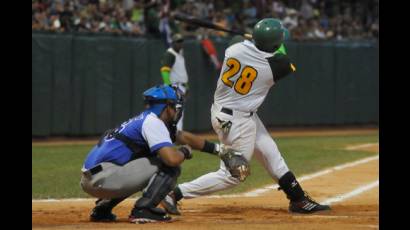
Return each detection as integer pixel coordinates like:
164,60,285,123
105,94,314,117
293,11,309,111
213,103,255,118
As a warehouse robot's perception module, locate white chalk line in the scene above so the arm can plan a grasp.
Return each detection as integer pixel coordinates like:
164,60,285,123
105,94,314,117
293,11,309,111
32,155,379,203
207,154,379,198
345,143,378,150
321,180,379,205
32,198,91,203
292,215,356,219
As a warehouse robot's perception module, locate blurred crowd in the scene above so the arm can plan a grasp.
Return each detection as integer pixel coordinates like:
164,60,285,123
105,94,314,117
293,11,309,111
32,0,379,41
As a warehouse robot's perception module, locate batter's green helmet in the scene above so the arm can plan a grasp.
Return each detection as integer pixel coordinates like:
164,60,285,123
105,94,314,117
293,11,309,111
252,18,285,52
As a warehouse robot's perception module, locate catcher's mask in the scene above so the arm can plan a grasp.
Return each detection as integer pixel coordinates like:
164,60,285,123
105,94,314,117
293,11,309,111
172,86,184,124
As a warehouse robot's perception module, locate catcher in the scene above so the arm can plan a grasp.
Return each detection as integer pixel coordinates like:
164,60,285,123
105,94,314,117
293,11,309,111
80,84,248,224
160,18,330,215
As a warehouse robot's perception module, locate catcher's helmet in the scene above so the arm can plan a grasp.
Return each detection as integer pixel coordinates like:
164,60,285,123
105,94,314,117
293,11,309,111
143,85,183,116
143,85,184,105
252,18,285,52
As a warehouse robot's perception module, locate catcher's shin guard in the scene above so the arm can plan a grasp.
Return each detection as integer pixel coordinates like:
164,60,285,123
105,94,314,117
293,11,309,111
160,186,184,215
133,166,181,210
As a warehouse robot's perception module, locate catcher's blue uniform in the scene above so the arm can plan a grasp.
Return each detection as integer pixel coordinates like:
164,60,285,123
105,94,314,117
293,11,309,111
80,85,181,200
83,110,174,169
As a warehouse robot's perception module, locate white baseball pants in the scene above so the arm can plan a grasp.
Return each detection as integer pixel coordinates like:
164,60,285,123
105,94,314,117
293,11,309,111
179,103,290,198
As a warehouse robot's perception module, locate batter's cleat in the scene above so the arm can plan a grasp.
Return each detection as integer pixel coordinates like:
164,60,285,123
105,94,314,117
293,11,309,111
160,193,181,215
129,207,172,224
90,207,117,222
289,193,331,214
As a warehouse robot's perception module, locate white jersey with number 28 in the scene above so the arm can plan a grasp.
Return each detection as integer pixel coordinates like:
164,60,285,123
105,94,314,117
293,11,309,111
214,40,277,112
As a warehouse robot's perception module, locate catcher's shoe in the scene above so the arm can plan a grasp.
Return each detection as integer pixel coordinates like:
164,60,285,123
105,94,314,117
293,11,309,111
289,193,331,214
89,198,124,222
90,207,117,222
160,193,181,215
129,207,172,224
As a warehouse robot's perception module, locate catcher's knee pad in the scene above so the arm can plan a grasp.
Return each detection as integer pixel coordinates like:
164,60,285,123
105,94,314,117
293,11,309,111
134,166,181,209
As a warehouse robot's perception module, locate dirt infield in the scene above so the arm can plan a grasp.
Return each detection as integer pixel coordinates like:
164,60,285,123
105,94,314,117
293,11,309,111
32,142,379,229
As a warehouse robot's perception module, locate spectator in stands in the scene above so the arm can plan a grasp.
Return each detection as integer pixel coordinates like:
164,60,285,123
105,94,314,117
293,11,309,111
370,18,378,39
144,0,161,37
271,0,287,19
32,12,46,30
31,0,378,41
159,0,174,46
300,0,314,20
59,2,74,32
283,8,298,31
131,1,144,24
49,13,62,32
212,11,228,37
290,18,306,41
243,0,258,27
311,18,326,40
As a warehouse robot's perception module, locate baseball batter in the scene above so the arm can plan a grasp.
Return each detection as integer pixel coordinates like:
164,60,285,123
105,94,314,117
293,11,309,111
161,18,331,215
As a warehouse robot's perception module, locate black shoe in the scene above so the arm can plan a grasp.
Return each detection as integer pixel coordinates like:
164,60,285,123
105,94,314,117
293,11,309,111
129,207,172,224
90,207,117,222
160,193,181,215
89,198,120,222
289,193,331,214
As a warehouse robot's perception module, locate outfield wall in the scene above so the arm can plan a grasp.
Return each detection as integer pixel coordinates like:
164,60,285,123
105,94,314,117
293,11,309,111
32,32,378,136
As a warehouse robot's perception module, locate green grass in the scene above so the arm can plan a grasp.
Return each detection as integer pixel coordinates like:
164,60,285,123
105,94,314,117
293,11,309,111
32,134,378,199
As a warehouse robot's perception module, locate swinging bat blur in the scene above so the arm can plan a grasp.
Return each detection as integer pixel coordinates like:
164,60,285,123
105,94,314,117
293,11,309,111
173,14,253,39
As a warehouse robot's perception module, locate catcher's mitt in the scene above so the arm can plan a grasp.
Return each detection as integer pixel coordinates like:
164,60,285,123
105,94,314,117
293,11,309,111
218,145,250,181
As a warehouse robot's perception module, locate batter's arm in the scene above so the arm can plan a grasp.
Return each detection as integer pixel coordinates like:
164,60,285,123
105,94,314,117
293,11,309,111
267,52,296,82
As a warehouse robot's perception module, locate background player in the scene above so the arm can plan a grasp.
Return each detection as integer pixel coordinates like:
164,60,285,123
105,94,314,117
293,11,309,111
160,33,189,131
161,18,331,215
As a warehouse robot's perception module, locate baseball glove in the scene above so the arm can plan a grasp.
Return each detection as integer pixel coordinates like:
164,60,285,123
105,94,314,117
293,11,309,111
218,145,250,182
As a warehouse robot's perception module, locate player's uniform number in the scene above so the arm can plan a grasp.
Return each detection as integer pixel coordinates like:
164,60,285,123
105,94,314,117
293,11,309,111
221,58,258,95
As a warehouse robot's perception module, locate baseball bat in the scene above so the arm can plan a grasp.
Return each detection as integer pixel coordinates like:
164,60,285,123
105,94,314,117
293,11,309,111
173,14,252,39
